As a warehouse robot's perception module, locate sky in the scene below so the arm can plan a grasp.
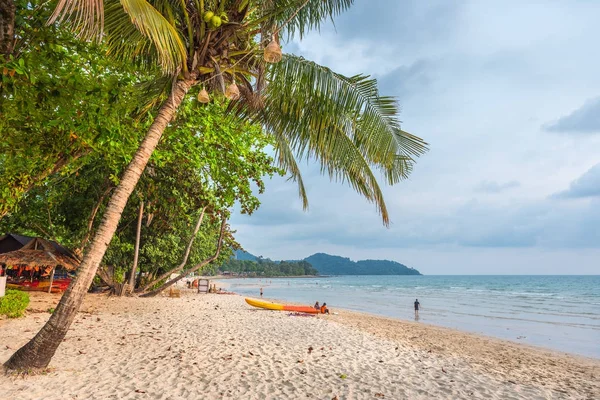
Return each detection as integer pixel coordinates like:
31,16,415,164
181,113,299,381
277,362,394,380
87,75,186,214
230,0,600,275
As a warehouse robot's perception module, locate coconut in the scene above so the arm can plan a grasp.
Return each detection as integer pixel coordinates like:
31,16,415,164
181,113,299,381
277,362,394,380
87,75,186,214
225,83,240,100
203,11,214,23
211,15,222,28
264,39,282,63
197,88,210,103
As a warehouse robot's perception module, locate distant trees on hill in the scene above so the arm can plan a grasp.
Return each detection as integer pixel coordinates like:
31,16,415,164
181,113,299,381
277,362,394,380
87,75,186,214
218,258,318,277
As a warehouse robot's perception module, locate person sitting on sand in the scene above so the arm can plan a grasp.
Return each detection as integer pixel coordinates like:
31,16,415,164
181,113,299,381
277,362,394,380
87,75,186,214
320,303,330,314
314,301,320,310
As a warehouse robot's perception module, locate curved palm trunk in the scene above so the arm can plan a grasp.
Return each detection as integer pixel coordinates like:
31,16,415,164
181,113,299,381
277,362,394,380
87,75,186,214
4,78,194,370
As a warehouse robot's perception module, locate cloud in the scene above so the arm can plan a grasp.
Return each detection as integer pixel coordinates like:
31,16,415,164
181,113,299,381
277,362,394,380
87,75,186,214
474,180,520,193
544,97,600,133
552,163,600,199
230,0,600,274
376,60,434,99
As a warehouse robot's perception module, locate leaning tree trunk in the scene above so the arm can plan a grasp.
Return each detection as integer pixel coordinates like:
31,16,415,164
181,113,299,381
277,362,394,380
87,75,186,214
138,205,206,292
140,217,226,297
4,78,195,370
126,199,144,294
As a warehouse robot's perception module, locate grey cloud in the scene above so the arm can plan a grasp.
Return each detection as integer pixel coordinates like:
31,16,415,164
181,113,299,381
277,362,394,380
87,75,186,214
552,163,600,199
544,97,600,133
474,180,520,193
377,60,433,99
330,0,462,47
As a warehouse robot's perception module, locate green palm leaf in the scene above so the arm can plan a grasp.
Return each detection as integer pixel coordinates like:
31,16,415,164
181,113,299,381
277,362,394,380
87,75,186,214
49,0,105,39
262,54,427,177
116,0,187,74
269,128,309,210
257,0,354,39
244,55,428,224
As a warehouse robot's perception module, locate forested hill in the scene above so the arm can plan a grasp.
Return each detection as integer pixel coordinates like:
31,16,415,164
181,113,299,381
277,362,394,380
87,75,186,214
304,253,421,276
234,249,258,261
233,250,421,276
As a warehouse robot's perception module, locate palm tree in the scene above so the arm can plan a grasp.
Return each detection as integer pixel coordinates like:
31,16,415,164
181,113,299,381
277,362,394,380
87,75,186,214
4,0,427,369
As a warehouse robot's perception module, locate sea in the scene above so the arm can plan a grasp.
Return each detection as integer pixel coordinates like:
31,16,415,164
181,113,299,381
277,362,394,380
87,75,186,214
221,275,600,359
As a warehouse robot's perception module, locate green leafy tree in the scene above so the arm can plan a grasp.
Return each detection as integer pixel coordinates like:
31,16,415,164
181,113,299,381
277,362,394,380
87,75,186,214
5,0,427,370
0,0,152,220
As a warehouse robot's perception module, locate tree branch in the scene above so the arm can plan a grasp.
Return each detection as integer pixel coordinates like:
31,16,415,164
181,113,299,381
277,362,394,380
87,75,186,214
140,215,226,297
138,206,208,292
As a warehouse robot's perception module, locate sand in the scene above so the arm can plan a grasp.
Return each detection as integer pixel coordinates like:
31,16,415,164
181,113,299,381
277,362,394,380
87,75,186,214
0,291,598,400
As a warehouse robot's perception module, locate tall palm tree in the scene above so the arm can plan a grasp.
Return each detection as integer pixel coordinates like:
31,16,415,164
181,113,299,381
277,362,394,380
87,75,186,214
5,0,427,369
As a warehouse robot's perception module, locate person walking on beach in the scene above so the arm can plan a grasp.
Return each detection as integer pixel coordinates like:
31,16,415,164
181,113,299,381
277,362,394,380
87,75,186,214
260,287,263,298
414,299,420,318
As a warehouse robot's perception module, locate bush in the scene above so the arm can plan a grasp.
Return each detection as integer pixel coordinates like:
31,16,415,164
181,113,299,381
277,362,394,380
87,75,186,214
0,290,30,318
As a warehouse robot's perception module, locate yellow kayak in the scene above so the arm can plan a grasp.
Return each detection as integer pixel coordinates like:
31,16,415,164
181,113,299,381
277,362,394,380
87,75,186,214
245,298,319,314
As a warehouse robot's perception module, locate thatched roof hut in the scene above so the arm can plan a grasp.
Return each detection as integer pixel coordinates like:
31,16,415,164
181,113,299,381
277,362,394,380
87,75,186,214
0,250,79,271
0,237,79,271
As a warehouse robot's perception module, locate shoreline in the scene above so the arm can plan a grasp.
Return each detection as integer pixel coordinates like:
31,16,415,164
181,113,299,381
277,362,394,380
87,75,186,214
236,292,600,363
0,290,598,399
215,276,599,359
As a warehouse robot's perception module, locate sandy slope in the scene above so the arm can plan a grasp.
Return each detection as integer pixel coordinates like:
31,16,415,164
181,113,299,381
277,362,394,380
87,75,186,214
0,291,598,400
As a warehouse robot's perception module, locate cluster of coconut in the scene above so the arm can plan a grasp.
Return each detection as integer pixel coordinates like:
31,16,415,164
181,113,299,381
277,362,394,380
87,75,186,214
203,10,229,29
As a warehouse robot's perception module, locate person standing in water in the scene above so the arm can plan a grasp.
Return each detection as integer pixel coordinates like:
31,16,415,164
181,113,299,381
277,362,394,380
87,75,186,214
260,287,263,298
414,299,420,318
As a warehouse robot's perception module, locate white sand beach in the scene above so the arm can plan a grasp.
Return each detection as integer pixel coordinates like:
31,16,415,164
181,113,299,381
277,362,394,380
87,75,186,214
1,291,598,400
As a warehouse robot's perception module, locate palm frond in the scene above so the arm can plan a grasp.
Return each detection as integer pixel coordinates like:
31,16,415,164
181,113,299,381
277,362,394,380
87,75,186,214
105,0,158,69
246,55,428,224
49,0,105,39
269,130,309,210
117,0,188,74
265,55,427,169
257,0,354,39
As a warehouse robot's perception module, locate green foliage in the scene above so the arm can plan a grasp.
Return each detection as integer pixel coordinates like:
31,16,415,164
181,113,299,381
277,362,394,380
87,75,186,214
0,1,279,291
0,0,154,220
218,258,318,277
305,253,421,276
0,290,30,318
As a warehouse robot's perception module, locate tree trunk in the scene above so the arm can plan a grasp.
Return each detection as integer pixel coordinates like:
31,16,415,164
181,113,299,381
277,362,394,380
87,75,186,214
127,199,144,293
77,184,113,256
47,267,56,294
3,78,195,370
140,217,226,298
0,0,15,57
138,206,206,292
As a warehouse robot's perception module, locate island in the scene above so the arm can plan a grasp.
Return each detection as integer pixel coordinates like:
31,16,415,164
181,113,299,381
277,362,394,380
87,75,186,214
220,250,421,276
